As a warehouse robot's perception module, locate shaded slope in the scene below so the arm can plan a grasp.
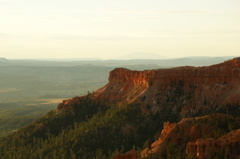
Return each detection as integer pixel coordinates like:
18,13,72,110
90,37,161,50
0,96,164,159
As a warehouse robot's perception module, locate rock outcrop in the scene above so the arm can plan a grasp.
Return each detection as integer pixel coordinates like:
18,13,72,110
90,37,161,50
186,129,240,159
94,58,240,117
57,58,240,117
141,114,240,159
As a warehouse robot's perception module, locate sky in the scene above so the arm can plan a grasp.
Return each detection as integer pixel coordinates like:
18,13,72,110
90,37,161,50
0,0,240,59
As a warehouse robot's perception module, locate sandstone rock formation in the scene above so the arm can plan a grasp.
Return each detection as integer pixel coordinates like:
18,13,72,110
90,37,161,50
141,114,240,159
186,129,240,159
94,58,240,117
57,58,240,117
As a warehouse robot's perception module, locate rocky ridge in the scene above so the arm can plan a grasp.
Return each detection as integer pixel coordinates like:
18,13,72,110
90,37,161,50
141,114,240,159
186,129,240,159
93,58,240,117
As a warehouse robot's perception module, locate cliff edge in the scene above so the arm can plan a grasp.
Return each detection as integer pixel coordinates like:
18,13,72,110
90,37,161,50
92,58,240,117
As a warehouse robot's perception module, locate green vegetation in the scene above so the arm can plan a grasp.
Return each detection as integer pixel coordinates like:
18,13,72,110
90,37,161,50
0,100,58,137
0,96,164,159
1,93,239,159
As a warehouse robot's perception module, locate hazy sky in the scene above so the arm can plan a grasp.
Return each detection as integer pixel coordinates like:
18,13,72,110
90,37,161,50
1,0,240,59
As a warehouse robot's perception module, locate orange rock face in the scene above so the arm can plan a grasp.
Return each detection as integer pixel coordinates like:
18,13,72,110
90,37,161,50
94,58,240,117
57,58,240,117
142,114,240,159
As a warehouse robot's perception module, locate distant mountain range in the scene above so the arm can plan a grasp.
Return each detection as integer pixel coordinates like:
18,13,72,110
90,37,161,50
115,52,166,60
0,56,237,68
0,58,8,62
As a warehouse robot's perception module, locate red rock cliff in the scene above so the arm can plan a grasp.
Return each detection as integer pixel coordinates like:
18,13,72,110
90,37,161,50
100,57,240,88
94,58,240,117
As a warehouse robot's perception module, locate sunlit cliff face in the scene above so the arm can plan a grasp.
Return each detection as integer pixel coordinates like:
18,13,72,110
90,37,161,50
57,58,240,117
93,58,240,115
